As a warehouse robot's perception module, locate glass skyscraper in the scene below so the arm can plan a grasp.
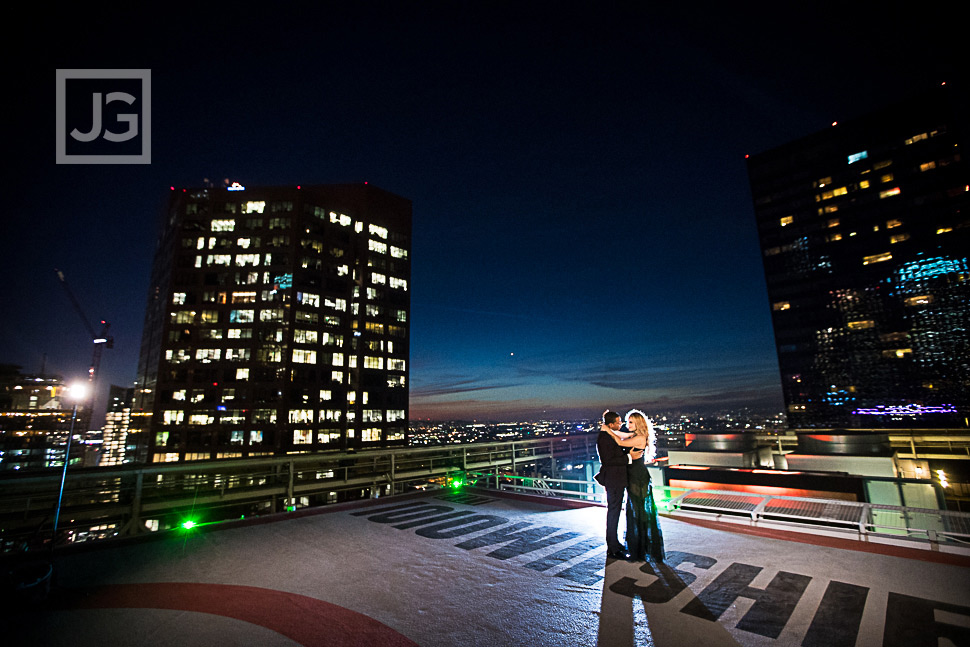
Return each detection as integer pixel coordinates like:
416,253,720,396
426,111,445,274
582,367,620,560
748,86,968,429
132,183,411,462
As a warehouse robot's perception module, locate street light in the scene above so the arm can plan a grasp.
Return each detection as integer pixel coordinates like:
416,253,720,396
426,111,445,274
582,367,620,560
50,382,87,551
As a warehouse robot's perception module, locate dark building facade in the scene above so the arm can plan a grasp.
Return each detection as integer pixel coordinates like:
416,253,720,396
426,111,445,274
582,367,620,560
133,183,411,462
748,86,969,429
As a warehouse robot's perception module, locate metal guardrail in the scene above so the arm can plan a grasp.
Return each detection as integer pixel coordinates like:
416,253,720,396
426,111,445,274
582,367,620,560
0,434,597,552
468,470,970,548
662,487,970,545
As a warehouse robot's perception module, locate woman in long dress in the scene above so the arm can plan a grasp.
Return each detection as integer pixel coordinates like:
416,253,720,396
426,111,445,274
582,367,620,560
605,409,665,561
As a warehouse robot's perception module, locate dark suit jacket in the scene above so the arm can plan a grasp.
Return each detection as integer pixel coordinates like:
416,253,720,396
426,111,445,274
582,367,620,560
596,429,628,489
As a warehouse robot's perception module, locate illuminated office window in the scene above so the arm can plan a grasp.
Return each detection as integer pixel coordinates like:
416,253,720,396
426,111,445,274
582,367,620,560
364,356,383,369
294,329,318,344
300,292,320,307
162,410,184,424
780,216,793,226
288,409,313,424
245,201,266,214
196,348,221,363
369,239,388,254
886,219,903,228
772,301,791,311
862,252,892,265
847,320,875,330
231,291,257,303
879,187,901,199
920,161,937,171
225,348,249,361
211,219,235,232
253,409,276,423
293,349,317,364
330,212,352,227
890,233,910,244
882,348,913,358
904,295,934,306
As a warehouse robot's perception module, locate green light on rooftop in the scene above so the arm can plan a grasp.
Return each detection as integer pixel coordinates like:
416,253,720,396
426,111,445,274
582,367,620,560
181,520,198,530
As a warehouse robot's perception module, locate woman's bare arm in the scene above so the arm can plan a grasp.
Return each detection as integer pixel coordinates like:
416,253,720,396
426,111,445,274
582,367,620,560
606,428,646,449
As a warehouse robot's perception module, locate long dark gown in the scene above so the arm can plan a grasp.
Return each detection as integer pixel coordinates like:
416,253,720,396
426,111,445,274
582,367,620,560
625,453,665,561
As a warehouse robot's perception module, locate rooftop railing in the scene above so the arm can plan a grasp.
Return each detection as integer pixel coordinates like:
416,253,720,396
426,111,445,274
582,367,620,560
471,469,970,552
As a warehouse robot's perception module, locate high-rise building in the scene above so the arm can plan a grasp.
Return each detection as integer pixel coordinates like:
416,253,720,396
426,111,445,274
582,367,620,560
0,365,82,470
748,86,969,429
100,385,134,466
132,183,411,462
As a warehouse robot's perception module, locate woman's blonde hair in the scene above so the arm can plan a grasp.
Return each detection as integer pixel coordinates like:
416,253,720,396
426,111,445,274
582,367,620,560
625,409,656,461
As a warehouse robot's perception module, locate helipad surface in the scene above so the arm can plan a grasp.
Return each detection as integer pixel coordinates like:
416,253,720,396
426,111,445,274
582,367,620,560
6,488,969,646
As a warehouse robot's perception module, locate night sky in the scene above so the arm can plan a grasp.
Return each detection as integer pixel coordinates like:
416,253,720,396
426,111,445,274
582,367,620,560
3,3,964,422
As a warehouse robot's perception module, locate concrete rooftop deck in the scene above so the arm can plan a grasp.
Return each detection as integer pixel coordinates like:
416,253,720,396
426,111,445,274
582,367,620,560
5,488,970,646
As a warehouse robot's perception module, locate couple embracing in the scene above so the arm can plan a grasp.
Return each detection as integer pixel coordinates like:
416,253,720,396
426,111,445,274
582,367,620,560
595,409,665,562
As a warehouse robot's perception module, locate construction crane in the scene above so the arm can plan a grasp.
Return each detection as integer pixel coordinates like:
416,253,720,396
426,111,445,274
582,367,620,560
55,269,114,431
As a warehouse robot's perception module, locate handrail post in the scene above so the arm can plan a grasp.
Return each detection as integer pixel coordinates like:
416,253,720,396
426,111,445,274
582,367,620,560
129,471,144,536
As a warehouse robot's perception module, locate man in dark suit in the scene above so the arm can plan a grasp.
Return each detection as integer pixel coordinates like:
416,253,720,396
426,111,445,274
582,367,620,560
595,410,641,560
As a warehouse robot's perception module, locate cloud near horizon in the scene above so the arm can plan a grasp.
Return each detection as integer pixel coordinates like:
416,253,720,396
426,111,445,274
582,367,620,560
409,352,784,421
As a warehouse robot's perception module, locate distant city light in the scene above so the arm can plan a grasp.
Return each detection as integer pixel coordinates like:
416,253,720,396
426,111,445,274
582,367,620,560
851,404,957,416
227,182,245,191
68,383,88,401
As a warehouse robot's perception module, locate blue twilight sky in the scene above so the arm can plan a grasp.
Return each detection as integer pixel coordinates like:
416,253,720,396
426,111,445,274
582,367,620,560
2,3,965,422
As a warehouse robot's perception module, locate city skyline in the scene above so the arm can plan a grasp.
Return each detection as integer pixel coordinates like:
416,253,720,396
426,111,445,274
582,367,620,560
3,5,965,423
